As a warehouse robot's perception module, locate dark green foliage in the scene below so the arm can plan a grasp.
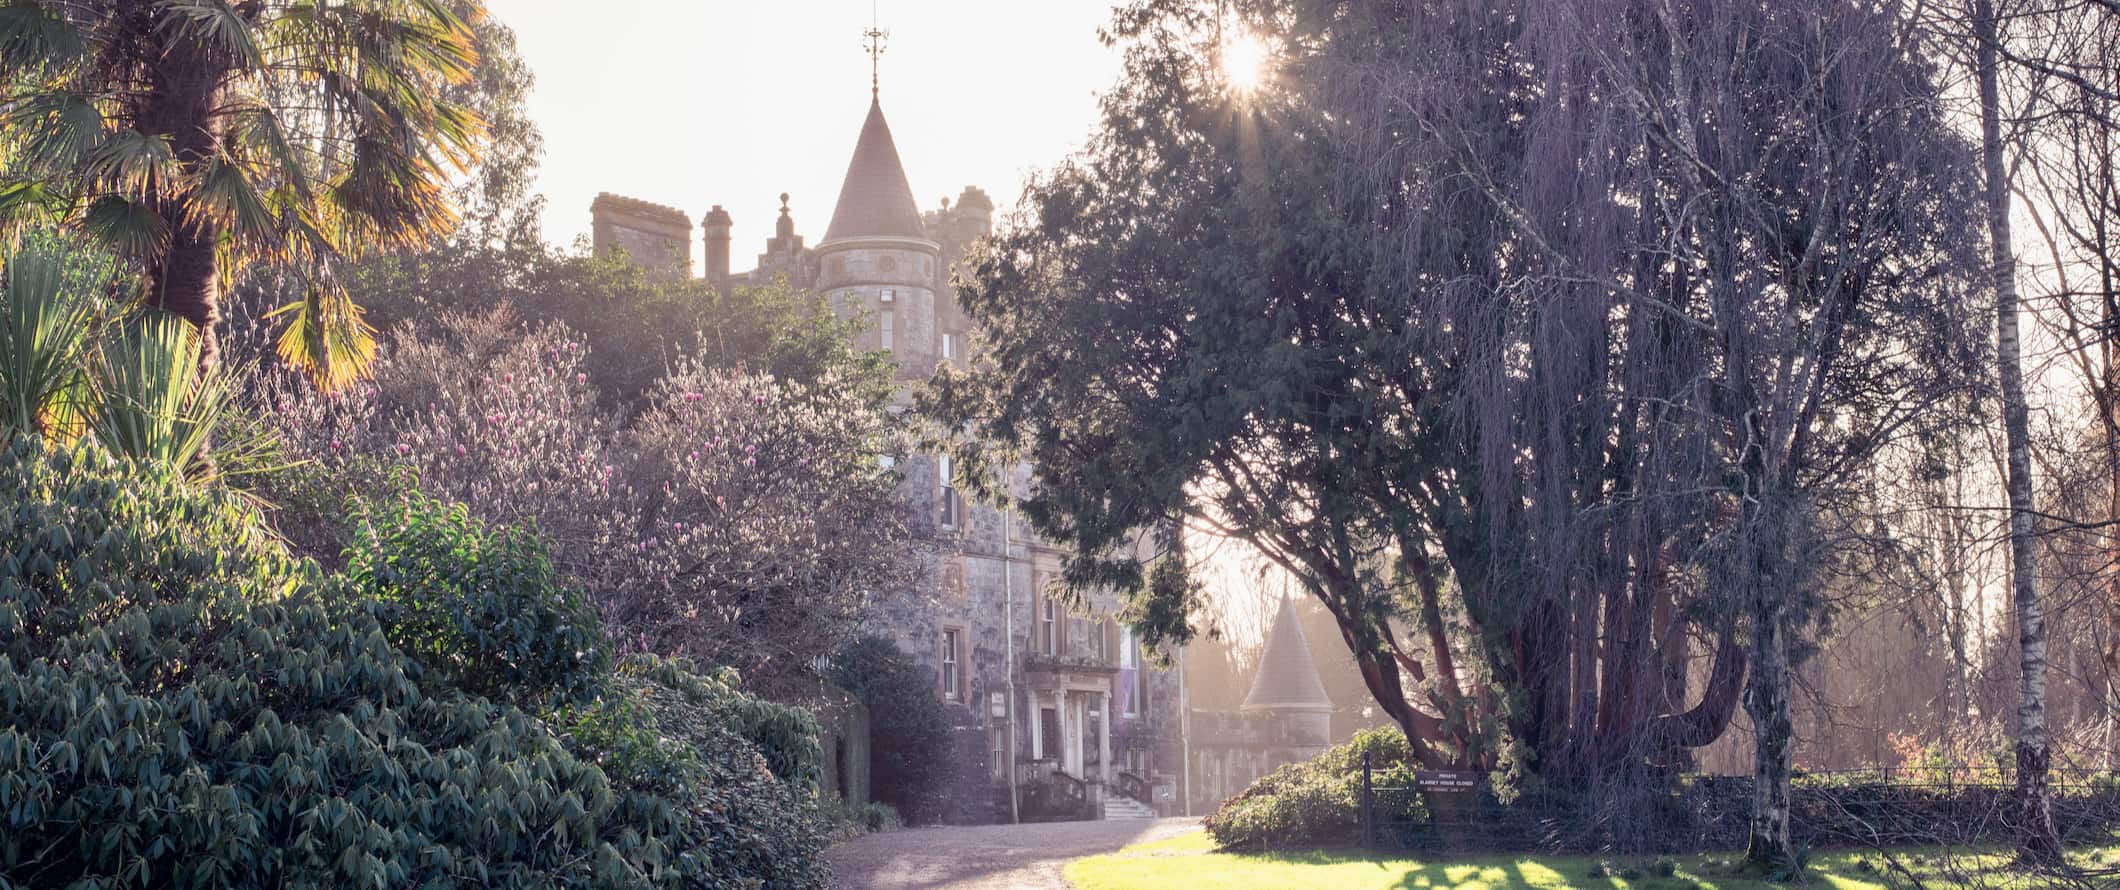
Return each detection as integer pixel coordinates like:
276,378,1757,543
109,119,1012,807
253,454,407,571
1205,728,1417,851
0,438,721,887
622,655,823,792
853,802,903,833
343,489,608,710
559,655,830,890
829,636,955,824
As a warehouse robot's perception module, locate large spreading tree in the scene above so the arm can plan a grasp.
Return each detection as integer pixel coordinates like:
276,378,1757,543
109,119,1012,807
0,0,487,387
928,0,1984,865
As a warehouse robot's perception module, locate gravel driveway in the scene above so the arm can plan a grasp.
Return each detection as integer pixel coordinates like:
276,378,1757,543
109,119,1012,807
827,817,1201,890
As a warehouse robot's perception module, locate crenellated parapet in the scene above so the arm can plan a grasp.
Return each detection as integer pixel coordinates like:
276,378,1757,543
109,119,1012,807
590,193,693,279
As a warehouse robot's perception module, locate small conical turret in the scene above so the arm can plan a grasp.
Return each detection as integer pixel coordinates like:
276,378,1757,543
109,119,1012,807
824,99,928,243
1241,594,1334,714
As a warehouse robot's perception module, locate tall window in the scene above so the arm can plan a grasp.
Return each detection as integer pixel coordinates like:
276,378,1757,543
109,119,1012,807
878,306,895,351
942,332,958,363
941,627,963,702
1133,645,1150,714
1039,707,1060,759
937,453,958,527
1040,595,1059,656
1121,628,1140,716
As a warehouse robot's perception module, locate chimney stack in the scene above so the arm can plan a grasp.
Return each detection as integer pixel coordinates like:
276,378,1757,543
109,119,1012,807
702,205,733,286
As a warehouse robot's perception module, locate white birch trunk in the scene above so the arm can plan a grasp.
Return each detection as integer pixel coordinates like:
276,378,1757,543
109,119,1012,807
1975,0,2060,859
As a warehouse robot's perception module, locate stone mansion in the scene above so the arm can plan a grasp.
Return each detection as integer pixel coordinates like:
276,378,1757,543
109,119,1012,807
591,83,1337,821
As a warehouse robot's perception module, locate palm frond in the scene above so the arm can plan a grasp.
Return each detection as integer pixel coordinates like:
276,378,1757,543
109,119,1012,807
187,153,279,246
0,91,108,172
227,102,315,203
0,180,73,239
87,310,229,477
0,1,86,71
266,281,375,392
0,241,93,439
81,128,178,196
153,0,264,68
80,195,170,261
326,134,459,250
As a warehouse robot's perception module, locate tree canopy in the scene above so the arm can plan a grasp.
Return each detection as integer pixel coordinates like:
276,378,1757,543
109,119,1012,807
926,0,1986,863
0,0,490,386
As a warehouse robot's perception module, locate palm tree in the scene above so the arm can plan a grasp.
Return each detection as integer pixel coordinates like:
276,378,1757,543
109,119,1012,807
0,0,487,389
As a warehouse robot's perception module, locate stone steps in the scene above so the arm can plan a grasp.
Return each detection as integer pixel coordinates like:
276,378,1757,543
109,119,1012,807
1100,796,1156,820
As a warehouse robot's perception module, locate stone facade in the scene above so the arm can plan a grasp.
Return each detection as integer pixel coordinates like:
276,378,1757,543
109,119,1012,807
589,193,692,278
595,88,1329,822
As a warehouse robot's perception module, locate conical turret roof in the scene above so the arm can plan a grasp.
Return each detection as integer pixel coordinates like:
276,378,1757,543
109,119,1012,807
824,99,927,242
1241,594,1334,713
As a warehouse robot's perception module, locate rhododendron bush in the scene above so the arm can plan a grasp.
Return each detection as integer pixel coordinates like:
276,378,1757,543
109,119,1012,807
249,308,922,691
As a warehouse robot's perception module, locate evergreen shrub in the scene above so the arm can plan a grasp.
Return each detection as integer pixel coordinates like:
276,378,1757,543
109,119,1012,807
1204,728,1416,851
829,636,955,824
560,655,830,889
344,489,607,709
0,439,731,887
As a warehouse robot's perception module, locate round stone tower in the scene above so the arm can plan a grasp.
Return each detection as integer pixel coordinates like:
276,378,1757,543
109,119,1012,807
816,96,941,379
1242,594,1336,757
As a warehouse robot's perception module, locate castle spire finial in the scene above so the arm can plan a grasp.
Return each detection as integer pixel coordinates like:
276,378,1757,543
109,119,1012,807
863,3,889,100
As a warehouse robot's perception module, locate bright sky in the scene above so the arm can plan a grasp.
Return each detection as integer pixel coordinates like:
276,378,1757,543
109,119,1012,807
487,0,1126,256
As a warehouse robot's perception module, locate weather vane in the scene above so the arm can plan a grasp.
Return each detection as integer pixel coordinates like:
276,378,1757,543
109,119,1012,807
864,2,889,99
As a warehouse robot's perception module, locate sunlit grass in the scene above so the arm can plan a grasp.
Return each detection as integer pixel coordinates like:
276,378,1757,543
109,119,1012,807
1064,831,2120,890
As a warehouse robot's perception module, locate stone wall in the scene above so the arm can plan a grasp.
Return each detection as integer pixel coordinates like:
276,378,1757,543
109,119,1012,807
817,240,942,378
590,193,692,278
1180,708,1331,813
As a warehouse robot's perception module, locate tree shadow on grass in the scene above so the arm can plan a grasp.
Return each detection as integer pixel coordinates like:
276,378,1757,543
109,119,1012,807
1383,858,1718,890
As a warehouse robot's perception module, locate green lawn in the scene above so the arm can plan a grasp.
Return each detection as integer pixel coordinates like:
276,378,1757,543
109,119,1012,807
1063,831,2120,890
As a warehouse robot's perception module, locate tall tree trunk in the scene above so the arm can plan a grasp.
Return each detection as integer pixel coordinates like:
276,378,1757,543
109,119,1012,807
1975,0,2062,861
2103,186,2120,772
149,222,223,370
1742,496,1797,869
2099,126,2120,772
137,21,230,372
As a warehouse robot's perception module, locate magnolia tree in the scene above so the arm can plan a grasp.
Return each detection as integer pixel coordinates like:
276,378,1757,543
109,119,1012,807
616,357,921,678
253,309,920,691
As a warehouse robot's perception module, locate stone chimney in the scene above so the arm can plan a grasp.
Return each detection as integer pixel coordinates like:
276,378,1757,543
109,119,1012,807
954,185,995,240
702,205,733,285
